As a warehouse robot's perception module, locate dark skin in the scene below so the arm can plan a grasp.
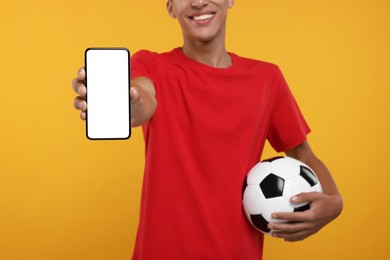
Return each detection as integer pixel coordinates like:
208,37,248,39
280,142,343,241
72,0,343,242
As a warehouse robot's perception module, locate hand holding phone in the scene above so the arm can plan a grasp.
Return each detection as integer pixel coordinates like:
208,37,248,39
84,48,131,140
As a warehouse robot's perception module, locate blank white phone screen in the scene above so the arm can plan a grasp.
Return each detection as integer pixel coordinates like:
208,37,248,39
85,48,130,140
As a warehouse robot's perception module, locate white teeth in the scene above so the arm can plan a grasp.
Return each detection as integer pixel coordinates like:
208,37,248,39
193,14,214,21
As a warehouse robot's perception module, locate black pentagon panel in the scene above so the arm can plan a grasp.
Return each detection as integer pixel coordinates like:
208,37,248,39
300,166,318,187
260,174,285,199
250,214,270,233
294,203,310,212
242,176,248,200
261,156,284,163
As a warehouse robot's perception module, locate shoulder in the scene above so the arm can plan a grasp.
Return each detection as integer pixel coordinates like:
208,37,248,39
131,49,175,62
130,49,180,81
131,49,160,62
131,49,179,72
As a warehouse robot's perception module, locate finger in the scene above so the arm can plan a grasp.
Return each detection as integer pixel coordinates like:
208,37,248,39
130,87,141,104
72,78,87,97
78,67,85,81
272,229,311,242
291,192,322,204
271,211,308,222
80,111,86,120
269,221,316,242
73,97,88,111
268,220,311,233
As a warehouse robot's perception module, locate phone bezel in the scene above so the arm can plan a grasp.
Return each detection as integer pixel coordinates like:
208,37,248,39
84,47,131,140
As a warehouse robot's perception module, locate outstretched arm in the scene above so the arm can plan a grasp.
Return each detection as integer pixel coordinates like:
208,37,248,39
130,76,157,127
72,68,157,127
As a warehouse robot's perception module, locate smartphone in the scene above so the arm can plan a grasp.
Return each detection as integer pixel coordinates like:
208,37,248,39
84,48,131,140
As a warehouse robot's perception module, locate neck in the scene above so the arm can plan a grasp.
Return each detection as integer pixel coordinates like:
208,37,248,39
181,34,232,68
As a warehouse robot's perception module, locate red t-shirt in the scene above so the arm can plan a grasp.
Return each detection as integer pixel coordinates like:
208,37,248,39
130,48,310,260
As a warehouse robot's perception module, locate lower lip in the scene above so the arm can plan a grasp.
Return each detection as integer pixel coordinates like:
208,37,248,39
191,15,215,26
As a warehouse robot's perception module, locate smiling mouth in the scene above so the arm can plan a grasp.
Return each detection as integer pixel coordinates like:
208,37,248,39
190,13,216,21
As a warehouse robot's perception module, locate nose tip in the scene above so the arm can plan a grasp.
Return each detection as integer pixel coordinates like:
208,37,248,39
192,0,209,8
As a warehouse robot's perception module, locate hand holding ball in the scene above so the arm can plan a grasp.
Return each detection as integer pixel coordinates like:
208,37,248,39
242,156,322,235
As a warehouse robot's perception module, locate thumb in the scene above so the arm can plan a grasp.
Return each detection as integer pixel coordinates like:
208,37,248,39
130,87,141,104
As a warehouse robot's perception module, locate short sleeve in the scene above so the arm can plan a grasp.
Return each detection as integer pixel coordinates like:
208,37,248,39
267,68,311,152
130,50,158,83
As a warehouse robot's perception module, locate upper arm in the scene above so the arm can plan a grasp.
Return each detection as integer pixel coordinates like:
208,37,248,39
285,141,341,196
285,141,314,162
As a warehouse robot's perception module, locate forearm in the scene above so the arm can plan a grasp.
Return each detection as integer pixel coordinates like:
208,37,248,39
283,141,343,233
131,77,157,127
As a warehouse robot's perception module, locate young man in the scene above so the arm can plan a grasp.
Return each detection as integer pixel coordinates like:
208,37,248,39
72,0,343,259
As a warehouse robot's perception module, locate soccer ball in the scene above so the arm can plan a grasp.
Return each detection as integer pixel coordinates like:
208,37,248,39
242,156,322,235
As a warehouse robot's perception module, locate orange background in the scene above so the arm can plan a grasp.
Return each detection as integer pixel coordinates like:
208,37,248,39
0,0,389,259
